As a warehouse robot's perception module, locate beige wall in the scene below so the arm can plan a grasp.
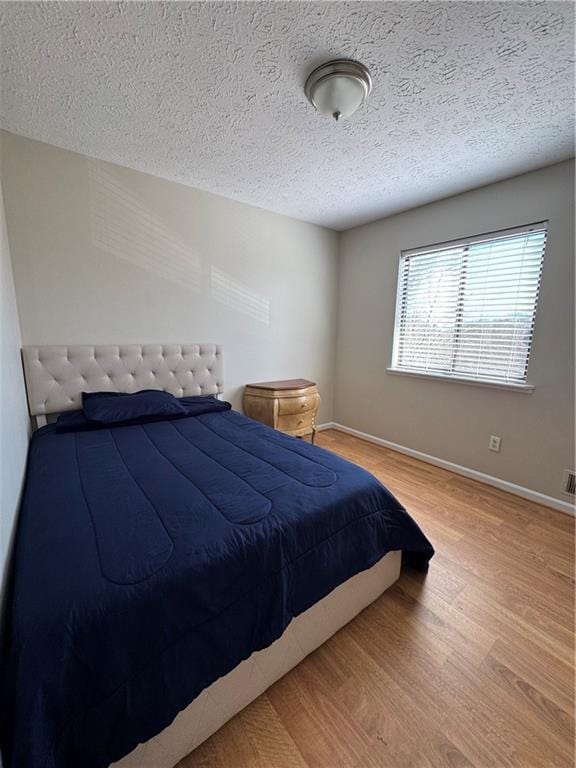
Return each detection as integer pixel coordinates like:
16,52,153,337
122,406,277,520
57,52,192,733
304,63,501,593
335,161,575,503
0,174,29,611
1,131,339,422
2,130,574,506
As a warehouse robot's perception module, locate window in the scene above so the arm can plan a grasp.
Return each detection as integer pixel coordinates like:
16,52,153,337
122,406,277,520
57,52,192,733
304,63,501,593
390,222,548,388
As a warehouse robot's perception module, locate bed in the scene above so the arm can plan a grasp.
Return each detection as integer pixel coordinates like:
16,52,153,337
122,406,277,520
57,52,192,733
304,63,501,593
0,344,433,768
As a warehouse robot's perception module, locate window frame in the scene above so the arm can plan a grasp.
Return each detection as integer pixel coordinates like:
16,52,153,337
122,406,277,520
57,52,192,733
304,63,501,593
389,221,548,393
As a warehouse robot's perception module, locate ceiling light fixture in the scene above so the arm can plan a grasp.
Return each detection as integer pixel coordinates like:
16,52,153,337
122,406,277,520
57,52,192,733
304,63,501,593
305,59,372,122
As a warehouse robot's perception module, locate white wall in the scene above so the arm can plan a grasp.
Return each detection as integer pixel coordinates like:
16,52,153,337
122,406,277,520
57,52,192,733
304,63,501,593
335,161,575,504
0,131,339,422
0,174,29,611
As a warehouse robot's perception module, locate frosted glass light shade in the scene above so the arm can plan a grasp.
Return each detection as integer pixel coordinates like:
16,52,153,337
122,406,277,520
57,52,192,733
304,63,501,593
311,76,367,119
305,59,372,121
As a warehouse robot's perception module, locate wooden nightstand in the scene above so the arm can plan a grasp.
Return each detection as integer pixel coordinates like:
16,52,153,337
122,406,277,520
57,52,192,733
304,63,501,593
243,379,320,443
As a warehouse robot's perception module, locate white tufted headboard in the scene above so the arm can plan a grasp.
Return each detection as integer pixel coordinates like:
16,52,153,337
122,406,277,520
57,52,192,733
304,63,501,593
21,344,223,420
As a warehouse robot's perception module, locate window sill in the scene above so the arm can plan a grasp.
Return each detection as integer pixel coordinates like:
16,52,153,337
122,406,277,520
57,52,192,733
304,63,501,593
386,367,535,393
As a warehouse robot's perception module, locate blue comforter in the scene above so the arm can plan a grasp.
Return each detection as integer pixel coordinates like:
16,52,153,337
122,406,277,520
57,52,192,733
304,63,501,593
0,406,433,768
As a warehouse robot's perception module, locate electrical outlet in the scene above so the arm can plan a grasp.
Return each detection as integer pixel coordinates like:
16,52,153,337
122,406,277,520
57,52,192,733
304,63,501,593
488,435,502,452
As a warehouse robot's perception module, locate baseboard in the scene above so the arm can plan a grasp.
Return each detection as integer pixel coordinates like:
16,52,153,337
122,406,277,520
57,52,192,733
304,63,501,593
325,422,575,517
316,422,336,432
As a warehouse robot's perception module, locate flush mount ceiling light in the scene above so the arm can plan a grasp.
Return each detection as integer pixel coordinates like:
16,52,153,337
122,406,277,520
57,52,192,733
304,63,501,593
305,59,372,121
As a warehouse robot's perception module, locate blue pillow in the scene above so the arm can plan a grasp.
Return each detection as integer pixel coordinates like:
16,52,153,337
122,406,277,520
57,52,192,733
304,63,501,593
55,410,96,433
82,390,187,424
56,395,231,433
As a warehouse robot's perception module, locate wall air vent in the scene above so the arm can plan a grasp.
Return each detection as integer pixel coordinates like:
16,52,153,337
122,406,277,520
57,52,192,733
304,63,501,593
563,470,576,496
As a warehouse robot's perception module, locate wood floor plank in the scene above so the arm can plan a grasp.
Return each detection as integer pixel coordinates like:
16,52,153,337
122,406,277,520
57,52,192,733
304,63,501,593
178,734,225,768
451,648,573,763
267,669,368,768
177,430,574,768
479,651,574,743
236,696,308,768
392,580,497,665
312,625,478,768
452,585,574,668
489,638,574,716
339,625,510,767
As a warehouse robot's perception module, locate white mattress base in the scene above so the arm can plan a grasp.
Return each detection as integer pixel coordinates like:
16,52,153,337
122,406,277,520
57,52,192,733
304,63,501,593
113,550,402,768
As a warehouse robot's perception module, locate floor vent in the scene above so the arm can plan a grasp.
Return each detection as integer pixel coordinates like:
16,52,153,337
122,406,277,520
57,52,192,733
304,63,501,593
563,470,576,496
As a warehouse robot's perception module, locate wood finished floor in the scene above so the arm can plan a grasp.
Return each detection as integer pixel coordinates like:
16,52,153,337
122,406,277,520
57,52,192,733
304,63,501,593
178,429,575,768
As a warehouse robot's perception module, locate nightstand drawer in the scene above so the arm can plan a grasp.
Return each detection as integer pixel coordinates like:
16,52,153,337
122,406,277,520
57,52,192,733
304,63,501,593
277,412,315,433
278,393,319,416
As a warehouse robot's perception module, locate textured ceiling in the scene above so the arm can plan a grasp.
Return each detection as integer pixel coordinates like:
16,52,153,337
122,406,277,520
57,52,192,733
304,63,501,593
0,1,574,230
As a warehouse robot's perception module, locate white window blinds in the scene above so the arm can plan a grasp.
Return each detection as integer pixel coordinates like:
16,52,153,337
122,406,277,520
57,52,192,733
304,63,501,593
391,223,547,386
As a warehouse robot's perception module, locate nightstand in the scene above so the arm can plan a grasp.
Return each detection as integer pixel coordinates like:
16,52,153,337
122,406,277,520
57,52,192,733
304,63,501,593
243,379,320,443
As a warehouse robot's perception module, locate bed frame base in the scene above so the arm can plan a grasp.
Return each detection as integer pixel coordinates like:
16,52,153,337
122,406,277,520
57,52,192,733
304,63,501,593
113,550,401,768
